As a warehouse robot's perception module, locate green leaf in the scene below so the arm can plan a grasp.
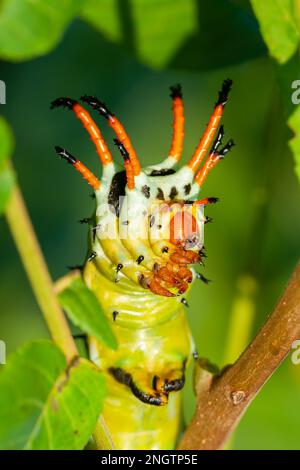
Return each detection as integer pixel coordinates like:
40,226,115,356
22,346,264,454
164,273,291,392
0,340,106,450
58,276,118,350
81,0,266,70
288,105,300,183
0,117,15,214
0,0,84,61
169,0,266,71
250,0,299,64
81,0,197,69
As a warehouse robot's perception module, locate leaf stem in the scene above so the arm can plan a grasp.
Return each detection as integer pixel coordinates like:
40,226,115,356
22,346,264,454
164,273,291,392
5,185,77,362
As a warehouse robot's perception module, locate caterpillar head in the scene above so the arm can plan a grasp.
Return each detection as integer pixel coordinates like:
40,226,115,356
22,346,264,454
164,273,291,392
52,80,234,298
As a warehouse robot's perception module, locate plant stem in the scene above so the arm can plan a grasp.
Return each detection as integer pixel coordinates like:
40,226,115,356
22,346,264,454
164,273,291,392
5,185,77,362
5,183,114,449
178,260,300,450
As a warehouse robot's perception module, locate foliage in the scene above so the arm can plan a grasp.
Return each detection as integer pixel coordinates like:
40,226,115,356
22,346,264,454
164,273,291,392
0,341,105,449
58,275,117,350
0,0,83,61
250,0,299,64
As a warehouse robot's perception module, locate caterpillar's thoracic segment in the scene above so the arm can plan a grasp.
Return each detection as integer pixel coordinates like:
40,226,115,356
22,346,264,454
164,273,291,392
51,80,234,450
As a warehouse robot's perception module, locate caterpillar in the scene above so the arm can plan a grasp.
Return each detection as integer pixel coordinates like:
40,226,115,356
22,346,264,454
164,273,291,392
51,79,234,450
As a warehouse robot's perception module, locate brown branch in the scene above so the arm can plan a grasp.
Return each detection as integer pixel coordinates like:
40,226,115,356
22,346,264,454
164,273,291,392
178,260,300,450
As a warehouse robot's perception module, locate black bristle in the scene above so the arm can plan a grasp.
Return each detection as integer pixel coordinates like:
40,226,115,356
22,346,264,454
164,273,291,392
199,248,207,258
196,272,211,284
207,197,219,204
112,311,119,322
79,217,91,224
219,139,235,158
114,138,130,160
181,298,189,307
211,125,224,154
216,78,233,107
88,251,97,262
116,263,123,272
80,95,113,119
55,146,77,165
204,216,213,224
170,84,182,99
50,97,77,110
136,255,144,265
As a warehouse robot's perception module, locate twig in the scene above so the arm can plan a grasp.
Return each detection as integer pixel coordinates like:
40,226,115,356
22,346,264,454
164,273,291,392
178,261,300,450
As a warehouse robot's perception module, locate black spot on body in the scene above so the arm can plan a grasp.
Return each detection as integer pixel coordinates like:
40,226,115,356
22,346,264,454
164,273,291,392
169,186,178,200
150,168,176,177
112,311,119,321
156,188,164,200
150,215,155,227
184,184,191,195
141,185,151,198
108,170,127,216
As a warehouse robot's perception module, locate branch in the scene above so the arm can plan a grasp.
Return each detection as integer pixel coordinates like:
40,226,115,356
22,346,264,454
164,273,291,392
178,261,300,450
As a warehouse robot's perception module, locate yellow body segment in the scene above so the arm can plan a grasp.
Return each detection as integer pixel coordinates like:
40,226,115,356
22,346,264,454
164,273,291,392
84,261,194,450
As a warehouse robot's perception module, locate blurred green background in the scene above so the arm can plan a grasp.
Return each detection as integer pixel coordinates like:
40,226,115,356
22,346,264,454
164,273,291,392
0,0,300,450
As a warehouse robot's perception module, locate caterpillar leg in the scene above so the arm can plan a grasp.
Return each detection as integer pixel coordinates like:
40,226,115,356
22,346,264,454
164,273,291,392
153,363,186,393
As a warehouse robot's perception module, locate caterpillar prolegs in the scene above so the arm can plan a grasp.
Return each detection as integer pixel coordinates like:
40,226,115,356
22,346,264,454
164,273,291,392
51,80,234,450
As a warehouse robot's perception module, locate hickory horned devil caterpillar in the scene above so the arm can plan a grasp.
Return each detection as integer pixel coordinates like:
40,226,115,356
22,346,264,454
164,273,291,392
51,79,234,450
